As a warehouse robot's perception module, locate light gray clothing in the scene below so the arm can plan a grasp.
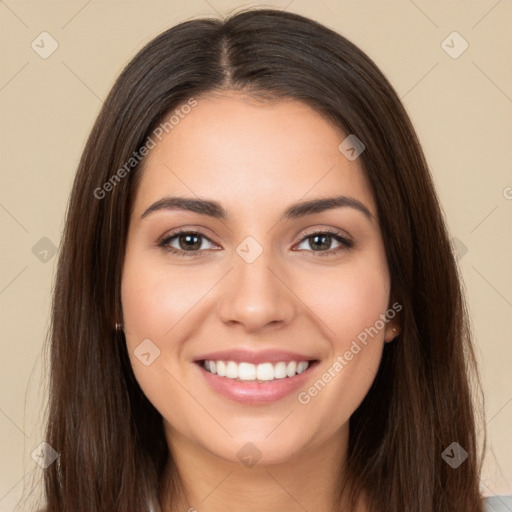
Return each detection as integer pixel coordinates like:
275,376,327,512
485,495,512,511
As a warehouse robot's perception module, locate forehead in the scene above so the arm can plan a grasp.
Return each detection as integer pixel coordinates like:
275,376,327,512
132,93,376,218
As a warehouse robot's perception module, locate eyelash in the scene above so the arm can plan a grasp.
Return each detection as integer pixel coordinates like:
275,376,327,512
157,228,354,258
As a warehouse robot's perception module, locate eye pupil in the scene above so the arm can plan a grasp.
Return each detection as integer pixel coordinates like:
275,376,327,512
310,234,331,251
179,233,201,251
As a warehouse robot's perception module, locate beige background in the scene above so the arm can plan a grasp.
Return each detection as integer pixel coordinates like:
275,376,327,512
0,0,511,510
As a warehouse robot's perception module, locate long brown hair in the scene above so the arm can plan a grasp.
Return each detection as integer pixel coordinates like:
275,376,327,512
40,7,485,511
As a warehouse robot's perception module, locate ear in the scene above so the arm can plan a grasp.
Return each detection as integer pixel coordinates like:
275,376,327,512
384,318,401,343
384,292,402,343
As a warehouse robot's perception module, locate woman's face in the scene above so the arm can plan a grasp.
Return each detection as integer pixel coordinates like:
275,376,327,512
121,92,399,465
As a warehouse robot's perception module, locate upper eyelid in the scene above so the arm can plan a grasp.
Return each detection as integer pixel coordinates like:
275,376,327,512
299,226,351,240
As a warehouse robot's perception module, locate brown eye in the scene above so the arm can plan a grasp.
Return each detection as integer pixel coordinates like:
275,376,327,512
307,233,333,251
158,230,217,257
176,233,202,251
295,229,354,256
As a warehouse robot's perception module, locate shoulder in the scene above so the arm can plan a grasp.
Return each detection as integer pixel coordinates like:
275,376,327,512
484,495,512,511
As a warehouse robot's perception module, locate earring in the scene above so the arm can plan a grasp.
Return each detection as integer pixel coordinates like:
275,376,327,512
115,322,123,331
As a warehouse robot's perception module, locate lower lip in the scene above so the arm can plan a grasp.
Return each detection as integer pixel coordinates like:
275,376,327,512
195,361,319,405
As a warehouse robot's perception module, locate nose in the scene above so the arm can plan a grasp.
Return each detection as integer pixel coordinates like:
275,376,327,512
217,245,298,333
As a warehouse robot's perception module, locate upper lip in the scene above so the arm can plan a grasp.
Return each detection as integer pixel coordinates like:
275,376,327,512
194,348,318,365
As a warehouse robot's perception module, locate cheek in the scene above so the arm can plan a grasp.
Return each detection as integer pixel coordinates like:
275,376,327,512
120,248,220,413
294,255,390,424
120,253,199,426
121,252,209,343
302,257,390,344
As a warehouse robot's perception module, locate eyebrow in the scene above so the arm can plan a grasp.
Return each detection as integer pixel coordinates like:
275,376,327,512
140,195,374,223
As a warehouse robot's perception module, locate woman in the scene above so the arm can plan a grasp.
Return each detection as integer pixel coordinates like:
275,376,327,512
39,7,510,512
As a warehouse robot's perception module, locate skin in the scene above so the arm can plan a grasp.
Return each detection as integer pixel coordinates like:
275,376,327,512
121,92,401,512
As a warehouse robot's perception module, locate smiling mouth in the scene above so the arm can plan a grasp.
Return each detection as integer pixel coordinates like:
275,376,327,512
196,359,320,383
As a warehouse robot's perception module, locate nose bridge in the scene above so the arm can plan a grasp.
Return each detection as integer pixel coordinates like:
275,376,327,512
217,239,297,331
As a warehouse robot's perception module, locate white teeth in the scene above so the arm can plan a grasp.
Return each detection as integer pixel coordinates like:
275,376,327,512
216,361,226,377
297,361,309,374
286,361,297,377
274,362,287,379
226,361,238,379
239,362,256,381
257,363,274,381
202,359,312,381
